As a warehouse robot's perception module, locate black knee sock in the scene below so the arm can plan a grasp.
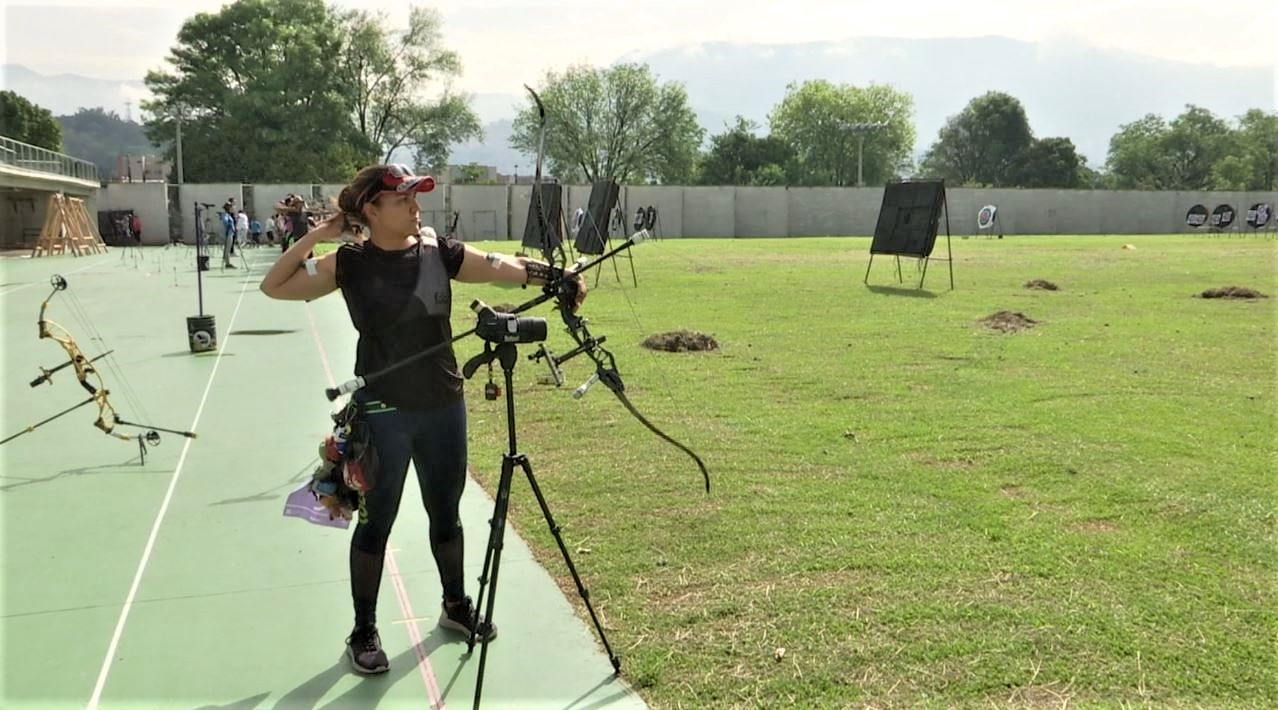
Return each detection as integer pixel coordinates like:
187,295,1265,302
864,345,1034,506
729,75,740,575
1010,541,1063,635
350,545,384,628
431,532,466,602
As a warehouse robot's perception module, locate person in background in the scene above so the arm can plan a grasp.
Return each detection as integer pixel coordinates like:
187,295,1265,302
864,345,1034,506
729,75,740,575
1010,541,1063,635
235,209,250,249
221,200,237,268
129,212,142,243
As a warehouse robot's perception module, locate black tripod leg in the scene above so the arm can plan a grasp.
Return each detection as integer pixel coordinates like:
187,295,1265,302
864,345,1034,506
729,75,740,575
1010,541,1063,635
519,458,622,673
470,452,518,709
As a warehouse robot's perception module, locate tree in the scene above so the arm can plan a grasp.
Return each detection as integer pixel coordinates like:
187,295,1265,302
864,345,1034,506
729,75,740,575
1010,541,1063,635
697,117,795,185
509,64,703,184
143,0,379,182
1163,105,1231,190
920,91,1033,186
1106,105,1250,190
1216,109,1278,190
1008,137,1087,188
1105,114,1173,189
769,80,915,186
338,7,480,169
1,90,63,150
141,0,480,181
57,108,157,178
452,163,496,185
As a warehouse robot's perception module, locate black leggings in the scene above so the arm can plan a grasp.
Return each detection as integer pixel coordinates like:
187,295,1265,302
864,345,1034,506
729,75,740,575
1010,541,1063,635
349,398,468,623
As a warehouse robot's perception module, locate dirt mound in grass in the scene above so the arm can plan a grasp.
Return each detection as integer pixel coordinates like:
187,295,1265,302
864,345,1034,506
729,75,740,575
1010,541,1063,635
1024,279,1059,291
979,311,1037,333
642,330,719,352
1199,286,1268,300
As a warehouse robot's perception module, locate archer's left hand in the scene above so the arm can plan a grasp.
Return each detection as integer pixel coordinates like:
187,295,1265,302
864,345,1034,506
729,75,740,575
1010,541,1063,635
563,266,587,312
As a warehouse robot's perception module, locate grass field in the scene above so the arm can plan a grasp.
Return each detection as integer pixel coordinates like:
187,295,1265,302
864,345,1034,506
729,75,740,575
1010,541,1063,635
438,234,1275,708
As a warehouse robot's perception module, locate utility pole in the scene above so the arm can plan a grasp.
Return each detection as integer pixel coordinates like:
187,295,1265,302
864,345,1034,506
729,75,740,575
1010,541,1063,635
844,122,887,186
857,134,865,187
175,106,185,185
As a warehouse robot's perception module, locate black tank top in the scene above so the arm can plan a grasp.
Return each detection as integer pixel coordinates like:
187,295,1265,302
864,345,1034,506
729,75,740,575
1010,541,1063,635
335,235,466,410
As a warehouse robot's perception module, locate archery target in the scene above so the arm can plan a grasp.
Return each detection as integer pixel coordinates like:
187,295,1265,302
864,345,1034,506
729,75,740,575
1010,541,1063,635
1185,204,1208,228
1245,203,1272,228
977,205,998,230
186,315,218,353
1210,204,1236,229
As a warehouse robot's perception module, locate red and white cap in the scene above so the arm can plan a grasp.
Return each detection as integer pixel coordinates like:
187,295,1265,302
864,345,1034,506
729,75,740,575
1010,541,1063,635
376,163,435,195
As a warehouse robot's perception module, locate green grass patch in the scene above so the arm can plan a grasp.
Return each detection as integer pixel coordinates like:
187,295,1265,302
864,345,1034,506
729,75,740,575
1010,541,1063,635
447,235,1276,707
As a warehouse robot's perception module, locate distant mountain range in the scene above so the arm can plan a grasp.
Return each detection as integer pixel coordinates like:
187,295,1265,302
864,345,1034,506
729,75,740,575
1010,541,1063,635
3,64,149,120
5,37,1273,173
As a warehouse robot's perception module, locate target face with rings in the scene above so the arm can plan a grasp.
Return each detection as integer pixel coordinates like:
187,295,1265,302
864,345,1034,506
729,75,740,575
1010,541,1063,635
977,205,998,229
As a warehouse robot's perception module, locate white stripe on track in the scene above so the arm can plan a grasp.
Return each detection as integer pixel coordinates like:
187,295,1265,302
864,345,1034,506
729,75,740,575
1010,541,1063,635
87,273,256,709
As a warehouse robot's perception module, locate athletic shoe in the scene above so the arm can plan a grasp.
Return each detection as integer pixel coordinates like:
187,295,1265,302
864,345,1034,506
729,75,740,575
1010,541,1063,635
439,596,497,642
346,624,389,674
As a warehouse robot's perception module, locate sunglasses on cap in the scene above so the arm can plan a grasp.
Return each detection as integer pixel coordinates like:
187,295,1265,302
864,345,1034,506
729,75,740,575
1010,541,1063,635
360,163,435,206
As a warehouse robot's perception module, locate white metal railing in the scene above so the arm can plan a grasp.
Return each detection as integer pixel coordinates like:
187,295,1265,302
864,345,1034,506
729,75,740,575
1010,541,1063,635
0,134,98,182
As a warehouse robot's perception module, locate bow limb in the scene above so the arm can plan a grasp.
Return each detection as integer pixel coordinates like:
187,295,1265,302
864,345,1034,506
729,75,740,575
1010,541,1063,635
524,85,569,272
92,389,131,440
521,85,711,493
610,383,710,493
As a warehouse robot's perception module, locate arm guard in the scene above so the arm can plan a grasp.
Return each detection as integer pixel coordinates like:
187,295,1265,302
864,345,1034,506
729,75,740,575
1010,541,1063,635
524,260,564,286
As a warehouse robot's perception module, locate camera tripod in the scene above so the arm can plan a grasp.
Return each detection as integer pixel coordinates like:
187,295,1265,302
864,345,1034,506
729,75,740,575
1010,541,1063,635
462,339,620,709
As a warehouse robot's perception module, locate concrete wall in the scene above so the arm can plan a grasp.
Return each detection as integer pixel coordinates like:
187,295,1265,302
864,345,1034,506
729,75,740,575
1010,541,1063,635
942,188,1277,235
61,183,1278,250
682,187,735,237
734,187,789,237
176,184,242,243
787,187,866,236
0,190,48,248
453,185,509,241
625,186,684,238
414,188,448,236
96,182,169,245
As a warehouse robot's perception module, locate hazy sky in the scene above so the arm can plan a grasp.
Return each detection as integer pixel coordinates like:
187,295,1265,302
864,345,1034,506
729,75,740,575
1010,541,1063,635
2,0,1275,97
